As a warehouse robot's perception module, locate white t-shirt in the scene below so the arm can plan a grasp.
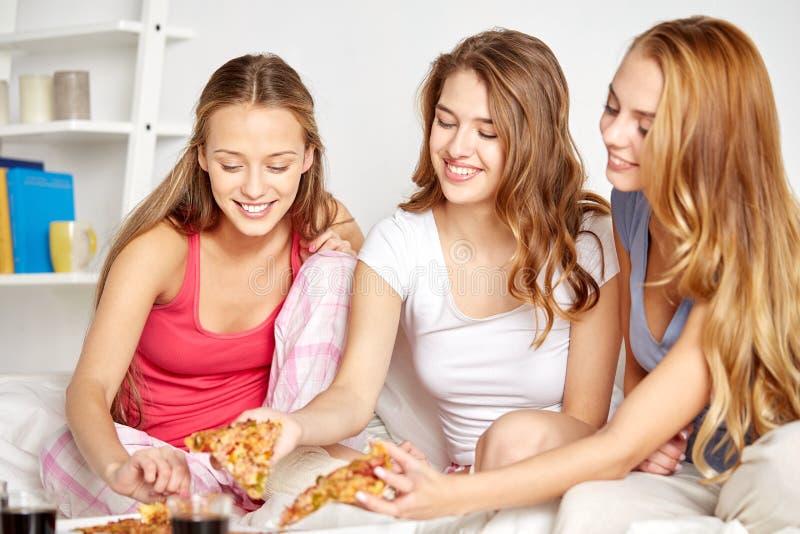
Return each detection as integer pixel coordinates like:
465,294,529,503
359,209,619,465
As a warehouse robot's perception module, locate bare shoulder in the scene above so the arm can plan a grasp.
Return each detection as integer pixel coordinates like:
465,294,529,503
106,222,188,301
332,198,354,224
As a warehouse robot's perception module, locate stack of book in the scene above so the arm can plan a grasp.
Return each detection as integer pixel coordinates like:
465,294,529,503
0,156,75,273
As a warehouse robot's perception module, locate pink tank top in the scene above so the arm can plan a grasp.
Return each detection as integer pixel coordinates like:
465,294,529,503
124,231,301,448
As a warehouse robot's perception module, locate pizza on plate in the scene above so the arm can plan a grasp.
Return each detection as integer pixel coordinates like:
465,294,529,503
75,502,169,534
279,442,393,527
185,418,282,500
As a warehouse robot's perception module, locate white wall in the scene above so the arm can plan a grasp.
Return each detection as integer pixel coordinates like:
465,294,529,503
2,0,798,372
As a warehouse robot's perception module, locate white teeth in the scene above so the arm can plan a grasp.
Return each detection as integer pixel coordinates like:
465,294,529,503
610,155,630,166
240,202,270,213
447,163,478,176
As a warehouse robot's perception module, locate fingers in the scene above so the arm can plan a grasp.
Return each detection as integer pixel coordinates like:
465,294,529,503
638,439,686,475
374,466,414,494
301,230,356,258
638,458,675,475
128,450,171,495
641,450,682,474
302,230,334,254
380,441,419,474
355,490,400,517
162,447,190,495
659,440,687,463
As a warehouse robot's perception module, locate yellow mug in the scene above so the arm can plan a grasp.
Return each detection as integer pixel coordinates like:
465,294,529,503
49,221,97,272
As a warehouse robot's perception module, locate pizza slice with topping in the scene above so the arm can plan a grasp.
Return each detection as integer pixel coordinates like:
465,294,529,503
76,502,170,533
279,442,392,527
185,419,282,500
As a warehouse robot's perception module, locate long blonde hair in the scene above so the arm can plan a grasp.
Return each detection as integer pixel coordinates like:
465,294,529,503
402,29,609,345
634,16,800,481
104,54,337,424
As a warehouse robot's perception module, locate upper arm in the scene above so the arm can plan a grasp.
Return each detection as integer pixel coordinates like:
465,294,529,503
603,302,711,468
68,225,185,409
329,261,402,414
331,198,364,252
562,274,621,428
614,228,647,394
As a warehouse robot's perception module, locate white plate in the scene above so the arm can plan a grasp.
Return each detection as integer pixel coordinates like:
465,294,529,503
56,515,271,533
56,514,139,533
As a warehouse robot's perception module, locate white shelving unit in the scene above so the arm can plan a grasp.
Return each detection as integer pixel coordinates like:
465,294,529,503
0,119,189,142
0,272,97,286
0,0,192,287
0,19,192,52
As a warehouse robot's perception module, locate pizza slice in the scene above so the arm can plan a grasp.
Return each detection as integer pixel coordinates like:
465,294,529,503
76,502,170,534
185,419,282,500
279,442,393,527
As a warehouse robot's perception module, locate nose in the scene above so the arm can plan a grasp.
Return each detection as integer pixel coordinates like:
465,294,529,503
447,125,476,158
600,112,629,149
241,167,268,199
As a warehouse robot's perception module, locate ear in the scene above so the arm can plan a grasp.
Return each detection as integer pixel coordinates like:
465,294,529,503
197,144,208,172
301,145,314,174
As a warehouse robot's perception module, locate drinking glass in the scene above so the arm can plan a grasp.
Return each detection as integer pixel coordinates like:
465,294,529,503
167,494,232,534
0,490,56,534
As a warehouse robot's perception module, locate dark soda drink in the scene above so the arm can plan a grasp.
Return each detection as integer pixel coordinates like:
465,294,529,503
170,516,228,534
0,507,56,534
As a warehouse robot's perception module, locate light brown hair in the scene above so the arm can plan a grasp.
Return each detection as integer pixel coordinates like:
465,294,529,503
633,16,800,481
402,29,609,344
102,54,337,424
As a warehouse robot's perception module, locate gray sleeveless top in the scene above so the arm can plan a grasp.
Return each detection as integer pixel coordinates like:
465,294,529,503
611,188,732,472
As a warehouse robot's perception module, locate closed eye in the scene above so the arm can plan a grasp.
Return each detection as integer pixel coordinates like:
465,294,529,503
267,166,289,173
603,104,619,116
436,118,456,129
221,164,242,172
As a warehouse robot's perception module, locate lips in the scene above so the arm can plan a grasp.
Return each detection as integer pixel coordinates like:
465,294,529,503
607,152,638,171
235,200,275,219
444,160,482,182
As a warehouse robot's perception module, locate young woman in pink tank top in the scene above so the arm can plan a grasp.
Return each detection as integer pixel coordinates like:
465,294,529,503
41,54,364,515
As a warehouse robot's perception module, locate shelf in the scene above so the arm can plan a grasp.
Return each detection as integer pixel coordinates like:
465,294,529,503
0,120,131,142
0,120,190,142
0,272,98,286
0,20,194,53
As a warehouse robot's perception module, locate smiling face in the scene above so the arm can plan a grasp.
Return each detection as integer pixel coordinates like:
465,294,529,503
429,69,505,207
600,47,664,192
198,104,313,238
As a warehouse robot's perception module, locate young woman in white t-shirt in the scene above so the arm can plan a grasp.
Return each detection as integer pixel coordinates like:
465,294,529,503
240,29,620,472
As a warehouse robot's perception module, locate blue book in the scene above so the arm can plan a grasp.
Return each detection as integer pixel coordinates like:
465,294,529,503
0,157,44,171
6,168,74,273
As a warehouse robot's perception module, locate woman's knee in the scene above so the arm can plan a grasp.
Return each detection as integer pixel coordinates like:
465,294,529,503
475,410,552,471
717,421,800,532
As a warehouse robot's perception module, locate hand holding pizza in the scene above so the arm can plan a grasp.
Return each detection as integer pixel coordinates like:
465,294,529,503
105,446,191,503
355,441,459,520
235,407,302,464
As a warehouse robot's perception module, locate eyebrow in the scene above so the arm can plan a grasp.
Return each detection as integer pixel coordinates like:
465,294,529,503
436,103,493,125
608,84,656,119
212,149,298,157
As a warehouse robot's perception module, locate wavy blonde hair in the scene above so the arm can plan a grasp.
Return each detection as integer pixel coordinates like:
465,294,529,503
402,29,609,345
633,16,800,481
102,54,337,425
